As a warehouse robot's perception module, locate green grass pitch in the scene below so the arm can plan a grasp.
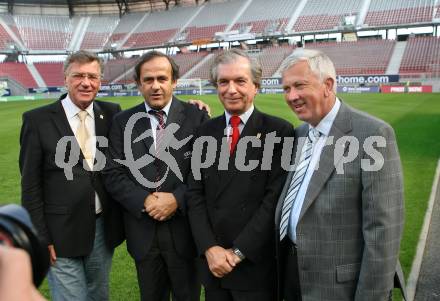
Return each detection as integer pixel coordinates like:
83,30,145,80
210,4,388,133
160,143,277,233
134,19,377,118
1,92,439,300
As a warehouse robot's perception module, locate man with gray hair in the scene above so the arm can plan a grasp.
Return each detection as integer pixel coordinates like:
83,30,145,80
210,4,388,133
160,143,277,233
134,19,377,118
20,50,124,300
187,48,294,300
275,49,406,301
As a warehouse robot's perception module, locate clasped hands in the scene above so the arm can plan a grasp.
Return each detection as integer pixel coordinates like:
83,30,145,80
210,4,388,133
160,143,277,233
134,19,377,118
144,192,177,221
205,246,243,278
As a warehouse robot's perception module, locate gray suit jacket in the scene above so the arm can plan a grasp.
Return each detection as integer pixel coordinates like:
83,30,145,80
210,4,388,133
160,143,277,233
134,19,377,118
275,102,406,301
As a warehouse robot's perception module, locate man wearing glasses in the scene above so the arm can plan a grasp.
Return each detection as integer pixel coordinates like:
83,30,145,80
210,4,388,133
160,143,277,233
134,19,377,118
19,50,124,300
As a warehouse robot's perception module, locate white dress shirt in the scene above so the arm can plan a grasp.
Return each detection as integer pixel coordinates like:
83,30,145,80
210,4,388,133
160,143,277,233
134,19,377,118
224,104,255,136
288,98,341,242
61,95,102,214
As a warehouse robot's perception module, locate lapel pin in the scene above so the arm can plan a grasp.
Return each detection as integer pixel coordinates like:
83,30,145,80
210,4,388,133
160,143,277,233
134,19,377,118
99,114,104,119
256,133,261,139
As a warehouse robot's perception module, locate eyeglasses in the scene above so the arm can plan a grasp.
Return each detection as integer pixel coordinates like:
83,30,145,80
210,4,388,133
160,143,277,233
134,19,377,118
69,72,101,82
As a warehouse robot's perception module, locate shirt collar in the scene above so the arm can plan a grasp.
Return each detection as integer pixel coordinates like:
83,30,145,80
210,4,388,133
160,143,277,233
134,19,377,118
144,97,173,116
311,97,341,136
224,104,255,126
62,94,94,120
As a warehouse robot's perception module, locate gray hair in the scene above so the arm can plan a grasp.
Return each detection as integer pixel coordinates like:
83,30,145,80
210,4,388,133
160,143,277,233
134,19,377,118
210,48,262,87
280,49,337,92
63,50,104,76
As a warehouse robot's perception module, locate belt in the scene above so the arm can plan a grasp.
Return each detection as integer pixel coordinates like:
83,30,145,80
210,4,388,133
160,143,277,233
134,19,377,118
96,212,103,219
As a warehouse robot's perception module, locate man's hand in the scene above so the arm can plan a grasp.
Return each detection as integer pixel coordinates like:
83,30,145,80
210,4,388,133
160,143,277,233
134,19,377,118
205,246,236,278
0,246,47,301
144,192,178,221
48,244,57,265
188,99,211,117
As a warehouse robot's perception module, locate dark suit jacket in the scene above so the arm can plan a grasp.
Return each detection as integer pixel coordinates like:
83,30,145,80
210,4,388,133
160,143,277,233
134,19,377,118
187,108,294,291
274,102,406,301
19,94,125,258
103,97,209,261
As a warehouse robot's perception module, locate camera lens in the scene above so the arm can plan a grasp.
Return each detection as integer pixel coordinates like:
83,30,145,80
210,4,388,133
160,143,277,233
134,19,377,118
0,205,49,287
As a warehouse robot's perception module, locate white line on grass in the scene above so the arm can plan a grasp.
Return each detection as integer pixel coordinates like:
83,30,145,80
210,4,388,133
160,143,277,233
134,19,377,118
406,158,440,301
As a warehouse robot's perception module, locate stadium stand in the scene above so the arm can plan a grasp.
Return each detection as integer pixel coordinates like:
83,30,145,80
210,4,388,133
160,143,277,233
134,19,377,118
0,62,37,87
258,45,295,77
308,39,396,75
123,6,196,48
364,0,434,26
182,51,218,80
112,52,208,84
232,0,299,35
173,52,209,76
399,36,440,74
0,24,14,50
114,71,135,84
293,0,363,32
0,0,439,90
0,14,24,45
184,0,246,42
13,15,73,50
106,12,144,49
80,15,119,50
102,57,138,83
34,62,64,87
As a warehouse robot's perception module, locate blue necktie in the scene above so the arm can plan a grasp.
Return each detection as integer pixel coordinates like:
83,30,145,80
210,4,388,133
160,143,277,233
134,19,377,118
279,127,321,240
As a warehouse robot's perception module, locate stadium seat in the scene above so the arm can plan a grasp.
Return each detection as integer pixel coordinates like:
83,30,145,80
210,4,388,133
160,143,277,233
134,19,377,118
34,62,64,87
399,36,440,75
307,39,395,75
0,62,37,87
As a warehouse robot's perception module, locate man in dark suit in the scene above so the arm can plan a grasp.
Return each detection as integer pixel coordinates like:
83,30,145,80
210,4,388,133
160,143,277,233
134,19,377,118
20,50,124,300
275,49,406,301
103,51,209,301
187,49,294,301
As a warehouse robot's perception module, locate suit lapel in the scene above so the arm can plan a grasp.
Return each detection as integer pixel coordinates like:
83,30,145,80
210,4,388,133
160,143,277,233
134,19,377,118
93,101,106,138
239,109,263,159
50,97,75,138
93,101,106,153
212,114,231,199
299,102,353,221
166,97,184,129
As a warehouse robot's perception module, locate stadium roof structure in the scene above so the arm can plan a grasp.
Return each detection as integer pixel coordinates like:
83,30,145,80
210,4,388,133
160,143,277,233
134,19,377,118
4,0,205,16
6,0,197,4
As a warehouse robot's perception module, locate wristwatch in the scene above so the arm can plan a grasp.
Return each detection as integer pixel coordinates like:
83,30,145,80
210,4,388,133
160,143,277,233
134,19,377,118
232,248,245,261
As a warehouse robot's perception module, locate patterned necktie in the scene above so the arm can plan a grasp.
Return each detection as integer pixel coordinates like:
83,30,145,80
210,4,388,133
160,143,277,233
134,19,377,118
149,110,166,191
279,127,321,240
76,110,92,168
149,110,166,148
229,115,241,154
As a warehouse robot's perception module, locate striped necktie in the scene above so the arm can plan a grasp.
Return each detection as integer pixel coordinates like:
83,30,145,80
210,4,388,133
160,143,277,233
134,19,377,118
279,127,321,240
149,110,166,191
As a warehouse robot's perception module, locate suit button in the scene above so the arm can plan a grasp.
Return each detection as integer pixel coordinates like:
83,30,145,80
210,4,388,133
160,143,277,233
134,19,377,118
241,205,246,211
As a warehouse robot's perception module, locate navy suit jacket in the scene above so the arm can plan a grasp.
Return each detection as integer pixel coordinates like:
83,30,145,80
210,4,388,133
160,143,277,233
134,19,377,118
20,94,125,257
187,108,294,290
103,97,209,261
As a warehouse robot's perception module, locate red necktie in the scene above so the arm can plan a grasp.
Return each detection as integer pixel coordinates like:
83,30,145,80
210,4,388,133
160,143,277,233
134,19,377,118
229,115,241,154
